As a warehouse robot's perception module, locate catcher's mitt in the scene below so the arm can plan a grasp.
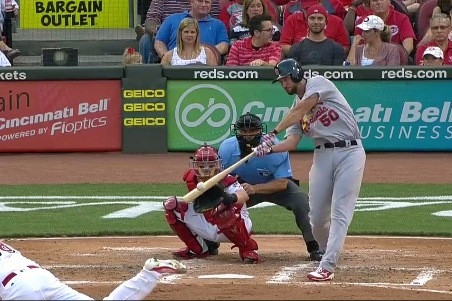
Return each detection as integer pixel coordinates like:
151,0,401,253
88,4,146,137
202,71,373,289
193,184,237,213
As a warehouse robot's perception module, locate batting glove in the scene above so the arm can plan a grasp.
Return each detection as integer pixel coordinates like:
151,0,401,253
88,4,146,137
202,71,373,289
261,132,277,147
253,143,272,157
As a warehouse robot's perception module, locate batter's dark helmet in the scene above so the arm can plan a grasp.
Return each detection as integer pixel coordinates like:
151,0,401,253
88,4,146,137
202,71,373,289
273,58,304,83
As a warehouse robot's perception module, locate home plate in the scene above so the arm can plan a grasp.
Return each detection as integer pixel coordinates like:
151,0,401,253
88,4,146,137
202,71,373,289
198,274,254,279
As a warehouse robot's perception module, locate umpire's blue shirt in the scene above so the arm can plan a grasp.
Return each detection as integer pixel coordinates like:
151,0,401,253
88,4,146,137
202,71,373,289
155,12,229,50
219,137,293,185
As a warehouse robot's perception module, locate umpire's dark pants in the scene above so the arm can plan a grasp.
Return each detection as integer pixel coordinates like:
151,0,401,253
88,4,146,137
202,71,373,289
246,181,316,243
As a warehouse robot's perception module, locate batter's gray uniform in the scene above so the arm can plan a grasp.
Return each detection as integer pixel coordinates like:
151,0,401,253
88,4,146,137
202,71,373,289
286,75,366,273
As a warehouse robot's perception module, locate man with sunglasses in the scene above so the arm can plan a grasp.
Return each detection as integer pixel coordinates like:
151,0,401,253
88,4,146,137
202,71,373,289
226,14,282,66
415,13,452,65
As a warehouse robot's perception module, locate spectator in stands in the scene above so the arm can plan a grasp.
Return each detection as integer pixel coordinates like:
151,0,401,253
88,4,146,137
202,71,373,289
347,15,401,65
280,5,350,55
0,0,20,62
344,0,372,34
219,0,279,32
155,0,229,62
123,47,143,64
415,13,452,64
282,0,348,23
433,0,452,16
161,18,219,65
350,0,416,58
418,4,452,45
230,0,281,45
288,5,346,65
226,14,282,65
420,45,445,65
137,0,221,63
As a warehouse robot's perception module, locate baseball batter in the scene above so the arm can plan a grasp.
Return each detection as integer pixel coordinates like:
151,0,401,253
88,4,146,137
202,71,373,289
163,144,260,264
255,58,366,281
0,241,187,300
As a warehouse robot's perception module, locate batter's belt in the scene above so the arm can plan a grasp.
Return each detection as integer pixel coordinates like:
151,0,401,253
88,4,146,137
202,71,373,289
315,140,358,149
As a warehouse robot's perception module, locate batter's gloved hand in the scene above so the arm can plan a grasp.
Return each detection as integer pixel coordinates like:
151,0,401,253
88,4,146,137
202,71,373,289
253,143,272,157
261,132,277,147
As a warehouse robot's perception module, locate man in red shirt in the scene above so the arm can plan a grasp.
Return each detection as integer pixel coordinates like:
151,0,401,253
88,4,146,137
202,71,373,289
280,7,350,55
416,14,452,65
226,14,282,66
354,0,415,55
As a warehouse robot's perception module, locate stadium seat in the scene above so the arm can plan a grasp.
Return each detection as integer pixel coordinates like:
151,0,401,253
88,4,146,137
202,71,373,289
415,0,437,40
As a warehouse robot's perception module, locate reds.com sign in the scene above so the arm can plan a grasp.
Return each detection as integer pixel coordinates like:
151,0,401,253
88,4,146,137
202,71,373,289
0,80,122,152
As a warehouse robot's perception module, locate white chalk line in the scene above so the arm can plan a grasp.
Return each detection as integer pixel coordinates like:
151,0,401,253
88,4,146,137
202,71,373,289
103,246,174,252
267,263,315,283
409,269,441,285
286,281,452,295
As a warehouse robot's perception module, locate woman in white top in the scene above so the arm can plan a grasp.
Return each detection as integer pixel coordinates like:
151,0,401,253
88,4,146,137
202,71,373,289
161,18,219,66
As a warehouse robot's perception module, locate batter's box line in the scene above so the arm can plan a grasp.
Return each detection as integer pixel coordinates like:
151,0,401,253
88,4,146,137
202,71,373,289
292,281,452,296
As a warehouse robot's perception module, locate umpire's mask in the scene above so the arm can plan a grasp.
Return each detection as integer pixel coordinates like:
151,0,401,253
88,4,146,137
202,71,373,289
231,112,266,157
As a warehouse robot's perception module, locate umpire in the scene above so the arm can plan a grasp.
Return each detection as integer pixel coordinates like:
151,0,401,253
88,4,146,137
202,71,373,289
218,112,322,261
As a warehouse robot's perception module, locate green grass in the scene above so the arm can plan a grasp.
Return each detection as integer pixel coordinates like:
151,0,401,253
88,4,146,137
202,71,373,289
0,183,451,238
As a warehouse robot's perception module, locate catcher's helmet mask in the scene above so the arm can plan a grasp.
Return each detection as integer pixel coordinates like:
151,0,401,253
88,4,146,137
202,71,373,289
190,143,221,179
231,112,267,158
273,58,304,83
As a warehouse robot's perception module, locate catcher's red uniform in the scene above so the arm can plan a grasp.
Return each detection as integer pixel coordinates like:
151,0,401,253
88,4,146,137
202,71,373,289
163,169,260,263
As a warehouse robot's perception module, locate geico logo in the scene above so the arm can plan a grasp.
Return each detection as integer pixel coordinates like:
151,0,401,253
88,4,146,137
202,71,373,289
124,117,166,126
123,103,166,112
123,89,166,98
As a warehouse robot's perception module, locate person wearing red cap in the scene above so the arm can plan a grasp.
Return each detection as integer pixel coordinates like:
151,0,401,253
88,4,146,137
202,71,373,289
282,0,348,23
288,5,346,65
280,4,350,55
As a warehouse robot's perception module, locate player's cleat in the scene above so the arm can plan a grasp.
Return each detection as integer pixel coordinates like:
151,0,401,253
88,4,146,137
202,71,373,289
241,250,261,264
144,258,187,275
307,267,334,281
172,247,211,260
309,250,324,262
205,240,220,255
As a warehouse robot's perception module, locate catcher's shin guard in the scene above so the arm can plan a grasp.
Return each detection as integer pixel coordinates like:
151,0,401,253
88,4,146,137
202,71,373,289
163,197,205,257
212,206,260,264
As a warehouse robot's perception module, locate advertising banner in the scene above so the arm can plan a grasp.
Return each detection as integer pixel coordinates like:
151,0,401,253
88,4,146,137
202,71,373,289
122,65,167,154
21,0,129,29
167,80,452,151
0,80,122,152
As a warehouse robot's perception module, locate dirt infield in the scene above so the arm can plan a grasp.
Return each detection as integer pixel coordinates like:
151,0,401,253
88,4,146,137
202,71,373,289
2,152,452,300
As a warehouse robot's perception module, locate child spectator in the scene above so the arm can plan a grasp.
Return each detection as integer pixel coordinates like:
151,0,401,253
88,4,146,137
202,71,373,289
123,47,143,64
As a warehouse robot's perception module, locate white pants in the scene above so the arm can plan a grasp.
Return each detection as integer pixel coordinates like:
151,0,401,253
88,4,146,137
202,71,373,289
175,204,253,251
0,266,162,300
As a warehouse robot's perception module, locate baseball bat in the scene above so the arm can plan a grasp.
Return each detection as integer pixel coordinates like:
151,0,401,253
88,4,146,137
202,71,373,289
181,151,256,203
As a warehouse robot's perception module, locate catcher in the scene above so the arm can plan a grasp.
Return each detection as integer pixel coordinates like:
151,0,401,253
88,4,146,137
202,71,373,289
163,144,260,264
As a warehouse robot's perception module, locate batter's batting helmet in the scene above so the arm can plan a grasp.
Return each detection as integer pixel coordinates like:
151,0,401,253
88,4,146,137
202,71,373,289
273,58,304,83
190,143,221,179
